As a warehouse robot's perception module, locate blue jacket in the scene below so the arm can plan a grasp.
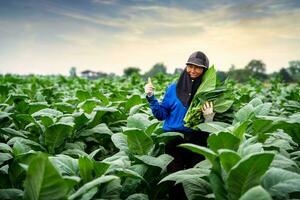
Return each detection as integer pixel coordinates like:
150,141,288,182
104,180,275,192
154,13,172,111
146,83,193,132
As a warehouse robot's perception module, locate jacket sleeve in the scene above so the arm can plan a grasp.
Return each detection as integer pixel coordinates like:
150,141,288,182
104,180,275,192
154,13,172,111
146,86,171,120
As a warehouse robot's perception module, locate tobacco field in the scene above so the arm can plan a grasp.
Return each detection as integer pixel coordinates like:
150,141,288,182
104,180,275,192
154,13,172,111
0,72,299,200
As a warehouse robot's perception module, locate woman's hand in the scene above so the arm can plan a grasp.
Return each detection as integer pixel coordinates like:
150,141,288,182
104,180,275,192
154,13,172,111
201,101,215,122
144,77,154,97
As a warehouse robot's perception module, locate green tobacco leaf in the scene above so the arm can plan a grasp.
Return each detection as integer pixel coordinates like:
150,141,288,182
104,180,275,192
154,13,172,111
253,115,300,144
123,129,153,155
232,121,249,141
248,98,263,107
179,143,217,164
32,108,63,118
78,123,113,137
208,132,240,153
0,153,13,165
253,103,272,116
0,143,12,153
0,128,28,138
214,99,234,113
196,66,216,95
111,133,128,152
28,102,49,114
68,175,118,200
183,177,212,200
8,137,46,152
0,189,23,200
197,122,231,134
127,113,151,131
227,152,275,200
261,167,300,199
209,159,228,200
218,149,241,173
45,123,73,154
126,193,149,200
87,106,118,128
125,95,143,111
155,131,184,143
239,186,272,200
24,153,70,200
54,102,75,113
134,154,173,171
49,154,79,176
270,154,300,173
79,156,94,183
234,104,254,123
159,168,210,185
76,89,91,101
79,99,101,114
73,112,89,130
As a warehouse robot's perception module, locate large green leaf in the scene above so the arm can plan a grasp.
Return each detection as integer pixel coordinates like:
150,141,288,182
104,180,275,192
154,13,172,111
196,66,216,95
23,153,70,200
123,129,153,155
126,193,149,200
45,123,73,154
134,154,173,171
159,168,210,185
32,108,63,119
0,189,23,200
111,133,128,152
183,177,212,200
239,186,272,200
234,104,254,123
49,154,79,176
68,175,118,200
253,115,300,144
214,99,234,113
127,113,151,131
208,132,240,153
79,156,94,183
179,143,217,164
218,149,241,173
87,106,118,128
261,167,300,199
227,152,275,200
197,122,231,134
78,123,112,137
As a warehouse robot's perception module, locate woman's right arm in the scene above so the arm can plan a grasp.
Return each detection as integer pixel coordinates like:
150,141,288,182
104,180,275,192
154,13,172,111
146,93,170,120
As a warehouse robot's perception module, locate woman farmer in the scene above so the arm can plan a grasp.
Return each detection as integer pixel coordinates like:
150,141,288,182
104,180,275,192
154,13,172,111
144,51,215,199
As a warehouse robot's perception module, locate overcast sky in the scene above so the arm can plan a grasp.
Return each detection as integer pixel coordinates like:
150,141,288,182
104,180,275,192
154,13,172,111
0,0,299,75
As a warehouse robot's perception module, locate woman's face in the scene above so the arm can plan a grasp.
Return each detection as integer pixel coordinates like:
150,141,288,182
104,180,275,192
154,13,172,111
186,64,204,79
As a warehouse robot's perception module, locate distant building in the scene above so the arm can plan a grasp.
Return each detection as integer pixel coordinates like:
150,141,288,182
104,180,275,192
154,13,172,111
81,70,107,79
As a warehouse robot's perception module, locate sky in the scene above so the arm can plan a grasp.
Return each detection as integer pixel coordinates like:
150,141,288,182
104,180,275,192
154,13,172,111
0,0,300,75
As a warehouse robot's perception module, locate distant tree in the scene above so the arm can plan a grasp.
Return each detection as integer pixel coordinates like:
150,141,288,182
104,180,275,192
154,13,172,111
69,67,77,77
229,64,236,72
124,67,140,76
245,60,266,74
279,68,293,82
174,68,183,75
216,71,227,82
245,59,268,81
227,69,251,82
288,60,300,81
144,62,167,77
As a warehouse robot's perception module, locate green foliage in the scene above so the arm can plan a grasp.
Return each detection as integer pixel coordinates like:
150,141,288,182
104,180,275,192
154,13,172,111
0,74,299,199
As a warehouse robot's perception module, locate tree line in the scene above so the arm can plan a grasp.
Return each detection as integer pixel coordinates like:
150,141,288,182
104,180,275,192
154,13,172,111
123,60,300,83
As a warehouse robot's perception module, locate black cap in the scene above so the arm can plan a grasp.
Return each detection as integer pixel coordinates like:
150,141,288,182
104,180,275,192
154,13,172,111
186,51,209,68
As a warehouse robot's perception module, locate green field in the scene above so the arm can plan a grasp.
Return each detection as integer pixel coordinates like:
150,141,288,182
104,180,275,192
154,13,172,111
0,73,299,200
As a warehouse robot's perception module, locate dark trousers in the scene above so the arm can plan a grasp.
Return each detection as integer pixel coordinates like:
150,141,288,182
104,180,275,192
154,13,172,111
165,131,209,200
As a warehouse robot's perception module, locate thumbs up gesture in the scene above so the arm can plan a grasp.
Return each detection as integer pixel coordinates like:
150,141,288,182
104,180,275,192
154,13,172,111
144,77,154,97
